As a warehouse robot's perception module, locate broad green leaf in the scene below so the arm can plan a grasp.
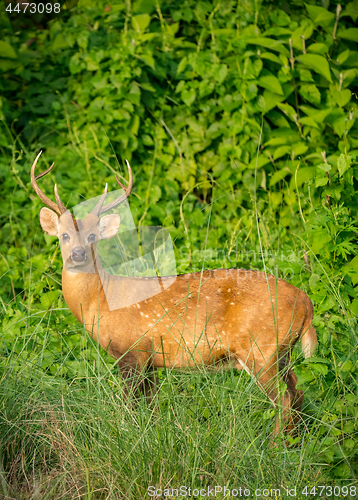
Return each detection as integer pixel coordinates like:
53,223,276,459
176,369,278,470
177,56,187,74
316,176,329,187
69,53,85,74
247,37,290,56
264,27,291,36
138,54,155,69
277,102,296,120
351,299,358,315
269,9,291,26
52,33,74,50
345,255,358,285
300,84,321,104
131,115,140,136
317,163,332,172
181,88,196,106
257,74,283,95
140,82,156,92
150,184,162,203
310,231,331,253
270,167,290,185
0,59,18,71
341,360,354,372
337,153,352,176
309,363,328,376
85,57,100,71
296,371,315,386
273,146,291,160
297,54,332,82
307,43,329,54
217,64,228,84
291,22,314,50
343,50,358,68
261,90,285,111
0,41,17,58
332,89,352,107
305,4,335,25
337,28,358,42
293,166,314,186
300,106,332,123
292,143,308,156
248,155,271,169
298,69,315,82
166,22,179,36
341,1,358,22
77,32,89,50
260,52,282,64
336,49,350,65
142,134,154,145
131,14,151,32
309,273,321,290
300,116,320,129
340,69,357,89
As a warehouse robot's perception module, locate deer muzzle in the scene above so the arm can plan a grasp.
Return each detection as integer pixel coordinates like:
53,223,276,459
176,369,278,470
71,246,87,262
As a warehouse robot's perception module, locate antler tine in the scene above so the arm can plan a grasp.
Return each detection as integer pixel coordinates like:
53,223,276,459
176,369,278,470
35,161,55,180
99,160,133,216
31,151,67,216
90,183,108,216
54,184,67,214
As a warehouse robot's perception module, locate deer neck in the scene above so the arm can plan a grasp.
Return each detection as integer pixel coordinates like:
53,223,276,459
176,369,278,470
61,244,110,323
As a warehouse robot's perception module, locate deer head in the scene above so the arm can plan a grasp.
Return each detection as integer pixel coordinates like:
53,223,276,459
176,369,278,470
31,151,133,273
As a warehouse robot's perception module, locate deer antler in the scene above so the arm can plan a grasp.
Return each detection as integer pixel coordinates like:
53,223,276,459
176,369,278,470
31,151,67,216
31,151,132,217
91,160,133,216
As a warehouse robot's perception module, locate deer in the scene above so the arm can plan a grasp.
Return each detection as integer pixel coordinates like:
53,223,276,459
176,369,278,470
31,150,318,436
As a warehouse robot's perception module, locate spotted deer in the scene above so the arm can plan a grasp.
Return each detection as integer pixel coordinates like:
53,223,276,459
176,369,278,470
31,151,317,435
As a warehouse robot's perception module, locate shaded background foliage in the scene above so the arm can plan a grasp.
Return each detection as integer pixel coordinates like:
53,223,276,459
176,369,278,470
0,0,358,489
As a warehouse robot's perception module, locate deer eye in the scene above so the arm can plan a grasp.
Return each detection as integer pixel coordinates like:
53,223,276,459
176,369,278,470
88,233,96,243
62,233,70,242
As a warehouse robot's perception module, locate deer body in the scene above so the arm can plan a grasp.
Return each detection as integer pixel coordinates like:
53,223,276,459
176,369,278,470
63,266,314,370
31,151,318,435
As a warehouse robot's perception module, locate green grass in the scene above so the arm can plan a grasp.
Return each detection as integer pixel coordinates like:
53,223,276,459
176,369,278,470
0,314,357,500
0,354,320,499
1,159,357,498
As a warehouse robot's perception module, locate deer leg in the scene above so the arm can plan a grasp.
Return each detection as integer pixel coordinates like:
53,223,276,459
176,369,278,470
282,368,304,435
278,351,304,435
237,355,299,436
115,351,151,400
142,368,159,403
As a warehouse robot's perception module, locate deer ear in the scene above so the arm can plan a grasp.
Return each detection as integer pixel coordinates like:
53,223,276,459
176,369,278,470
99,214,121,240
40,207,59,236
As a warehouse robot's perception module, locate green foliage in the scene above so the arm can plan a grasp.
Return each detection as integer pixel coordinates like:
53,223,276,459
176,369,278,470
0,0,358,490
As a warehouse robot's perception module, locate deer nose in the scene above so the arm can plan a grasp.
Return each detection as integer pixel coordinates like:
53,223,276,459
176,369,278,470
71,246,86,262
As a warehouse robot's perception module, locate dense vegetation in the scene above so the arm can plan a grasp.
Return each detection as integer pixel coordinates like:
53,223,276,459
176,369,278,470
0,0,358,497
